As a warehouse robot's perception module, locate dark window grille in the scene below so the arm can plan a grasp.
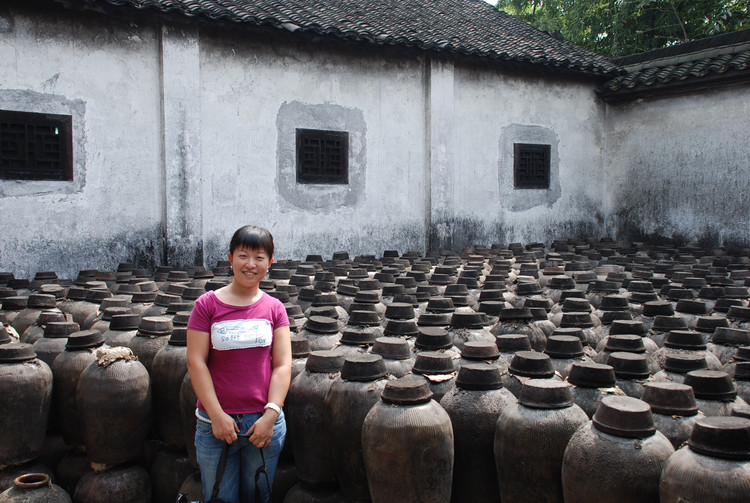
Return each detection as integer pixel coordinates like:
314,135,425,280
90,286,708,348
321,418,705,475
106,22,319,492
514,143,550,189
296,129,348,184
0,110,73,181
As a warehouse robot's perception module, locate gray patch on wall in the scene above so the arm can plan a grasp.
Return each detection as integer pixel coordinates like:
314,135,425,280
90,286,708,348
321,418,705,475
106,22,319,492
0,89,87,196
276,101,366,212
498,124,561,212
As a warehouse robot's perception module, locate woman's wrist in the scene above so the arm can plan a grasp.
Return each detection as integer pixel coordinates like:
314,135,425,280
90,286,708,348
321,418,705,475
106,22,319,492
264,402,281,417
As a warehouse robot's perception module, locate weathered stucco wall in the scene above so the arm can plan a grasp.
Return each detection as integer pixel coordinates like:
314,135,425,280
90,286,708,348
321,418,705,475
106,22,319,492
444,62,607,249
604,85,750,248
0,5,164,279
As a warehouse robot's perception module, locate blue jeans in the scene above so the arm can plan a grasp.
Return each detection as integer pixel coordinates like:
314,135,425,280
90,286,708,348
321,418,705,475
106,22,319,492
195,409,286,503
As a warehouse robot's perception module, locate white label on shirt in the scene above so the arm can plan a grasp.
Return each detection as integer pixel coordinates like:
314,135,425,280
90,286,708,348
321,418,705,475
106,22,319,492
211,319,273,350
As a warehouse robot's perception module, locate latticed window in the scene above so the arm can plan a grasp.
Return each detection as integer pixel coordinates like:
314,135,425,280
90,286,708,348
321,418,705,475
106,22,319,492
0,110,73,181
514,143,550,189
296,129,348,184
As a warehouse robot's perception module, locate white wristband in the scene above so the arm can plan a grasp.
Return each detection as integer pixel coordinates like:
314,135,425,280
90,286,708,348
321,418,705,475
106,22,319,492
264,402,281,416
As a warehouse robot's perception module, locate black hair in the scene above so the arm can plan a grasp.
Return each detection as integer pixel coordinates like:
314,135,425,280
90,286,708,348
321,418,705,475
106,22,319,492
229,225,274,257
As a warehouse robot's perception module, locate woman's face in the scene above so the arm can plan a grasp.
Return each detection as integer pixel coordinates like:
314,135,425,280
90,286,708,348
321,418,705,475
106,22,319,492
228,246,271,288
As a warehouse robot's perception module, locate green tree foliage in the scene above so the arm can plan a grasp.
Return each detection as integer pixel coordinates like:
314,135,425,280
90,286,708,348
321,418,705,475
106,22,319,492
495,0,750,57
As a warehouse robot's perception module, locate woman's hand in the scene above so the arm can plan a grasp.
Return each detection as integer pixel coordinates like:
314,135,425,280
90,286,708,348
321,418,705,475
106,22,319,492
246,411,277,448
211,411,240,444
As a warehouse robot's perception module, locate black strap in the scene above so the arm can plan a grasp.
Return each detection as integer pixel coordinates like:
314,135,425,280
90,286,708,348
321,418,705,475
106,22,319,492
208,442,230,503
255,448,269,502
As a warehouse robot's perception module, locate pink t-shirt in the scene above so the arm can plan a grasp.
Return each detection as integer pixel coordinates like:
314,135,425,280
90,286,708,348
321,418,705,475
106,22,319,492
187,290,289,414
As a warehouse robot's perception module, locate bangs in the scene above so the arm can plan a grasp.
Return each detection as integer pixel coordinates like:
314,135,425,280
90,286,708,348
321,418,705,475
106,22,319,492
229,225,274,257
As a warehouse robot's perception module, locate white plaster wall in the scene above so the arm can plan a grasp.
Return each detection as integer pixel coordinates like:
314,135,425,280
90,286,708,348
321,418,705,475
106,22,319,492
198,33,428,265
0,6,163,278
605,86,750,247
450,63,607,247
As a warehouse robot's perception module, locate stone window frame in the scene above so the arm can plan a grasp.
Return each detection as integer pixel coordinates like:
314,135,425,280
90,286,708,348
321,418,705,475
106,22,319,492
0,109,73,181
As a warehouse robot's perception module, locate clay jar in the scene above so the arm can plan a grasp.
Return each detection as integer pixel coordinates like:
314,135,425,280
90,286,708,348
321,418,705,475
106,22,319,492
362,375,454,503
440,363,516,503
491,308,547,352
324,353,388,502
684,369,748,417
641,382,704,449
411,351,457,401
150,327,188,448
0,344,53,468
299,316,342,351
566,361,619,418
127,316,173,373
502,351,559,398
544,335,591,379
73,464,151,503
0,473,71,503
495,379,589,503
51,330,105,447
76,346,152,468
562,396,675,503
660,416,750,503
447,311,494,351
370,337,414,378
285,350,345,483
32,321,80,368
102,313,141,347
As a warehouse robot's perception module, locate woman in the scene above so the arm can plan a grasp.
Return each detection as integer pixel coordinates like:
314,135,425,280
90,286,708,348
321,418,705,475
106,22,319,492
187,225,291,503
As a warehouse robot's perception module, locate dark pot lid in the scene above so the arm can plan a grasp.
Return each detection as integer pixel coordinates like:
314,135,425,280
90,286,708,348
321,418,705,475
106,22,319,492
562,298,593,313
652,315,688,332
138,316,174,336
544,335,584,358
154,292,180,307
667,288,695,301
736,346,750,361
515,282,542,296
44,321,81,338
372,337,411,361
450,312,485,329
306,349,346,373
478,301,505,316
340,353,387,381
291,335,311,358
498,308,533,321
417,312,452,327
629,292,659,303
609,320,647,336
567,361,616,388
37,310,66,325
664,330,707,350
509,351,554,378
298,288,322,302
444,283,469,296
462,340,500,360
2,296,28,310
382,284,407,297
0,343,38,362
641,382,698,416
427,297,455,313
728,306,750,321
733,362,750,381
675,299,708,315
412,351,456,375
456,362,503,390
384,302,416,321
353,290,380,304
172,311,192,326
166,302,194,315
415,327,453,350
132,291,157,303
599,295,630,311
695,316,729,334
711,327,750,346
348,310,381,326
684,370,737,400
519,379,574,409
384,319,419,337
429,273,453,286
601,311,633,324
308,306,339,320
607,352,650,380
524,296,552,310
552,327,586,342
642,301,675,317
724,286,750,299
340,327,376,346
548,276,576,290
478,289,505,302
109,313,141,331
592,395,656,439
65,330,105,350
496,333,532,353
559,312,594,329
381,375,433,405
168,327,187,346
304,316,341,334
698,286,725,299
27,293,57,309
627,280,655,293
604,335,646,354
337,284,359,297
714,298,744,313
663,353,708,373
312,293,338,307
589,280,620,293
688,416,750,460
289,274,312,287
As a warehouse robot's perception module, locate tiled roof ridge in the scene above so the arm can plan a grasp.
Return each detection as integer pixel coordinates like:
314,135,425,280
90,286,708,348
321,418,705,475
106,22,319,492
614,28,750,67
61,0,619,76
